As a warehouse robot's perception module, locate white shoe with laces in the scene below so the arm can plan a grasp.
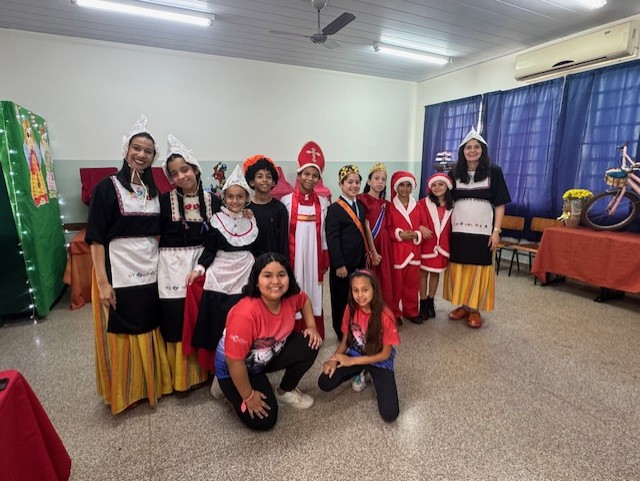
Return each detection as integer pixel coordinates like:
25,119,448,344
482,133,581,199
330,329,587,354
210,377,224,400
351,370,369,392
275,388,314,409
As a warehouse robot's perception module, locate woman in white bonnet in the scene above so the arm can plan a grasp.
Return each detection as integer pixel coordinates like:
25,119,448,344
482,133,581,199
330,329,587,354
444,128,511,329
85,115,173,414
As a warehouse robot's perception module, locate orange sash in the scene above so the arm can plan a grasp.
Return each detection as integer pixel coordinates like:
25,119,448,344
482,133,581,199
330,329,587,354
336,198,370,255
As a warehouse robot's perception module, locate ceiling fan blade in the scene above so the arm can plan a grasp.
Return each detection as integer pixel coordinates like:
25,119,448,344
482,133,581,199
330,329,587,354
322,38,341,49
269,29,308,39
322,12,355,36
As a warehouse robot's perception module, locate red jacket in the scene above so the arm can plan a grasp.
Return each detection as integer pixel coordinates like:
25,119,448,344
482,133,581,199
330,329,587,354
418,197,452,268
388,196,423,269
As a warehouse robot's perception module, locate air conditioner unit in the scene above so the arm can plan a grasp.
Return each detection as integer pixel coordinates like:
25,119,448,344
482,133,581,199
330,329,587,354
514,21,639,81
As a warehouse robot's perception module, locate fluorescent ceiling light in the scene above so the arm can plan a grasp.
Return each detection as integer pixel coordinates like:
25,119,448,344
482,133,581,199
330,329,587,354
373,42,449,66
571,0,606,9
71,0,213,26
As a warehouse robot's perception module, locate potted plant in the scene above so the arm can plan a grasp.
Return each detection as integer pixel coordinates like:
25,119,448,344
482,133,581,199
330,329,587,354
558,189,592,227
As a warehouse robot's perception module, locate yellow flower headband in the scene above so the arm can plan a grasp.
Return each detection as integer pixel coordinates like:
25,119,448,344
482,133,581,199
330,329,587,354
339,164,361,183
369,162,387,175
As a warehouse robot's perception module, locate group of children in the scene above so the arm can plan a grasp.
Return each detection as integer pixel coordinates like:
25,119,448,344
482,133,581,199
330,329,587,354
87,114,458,425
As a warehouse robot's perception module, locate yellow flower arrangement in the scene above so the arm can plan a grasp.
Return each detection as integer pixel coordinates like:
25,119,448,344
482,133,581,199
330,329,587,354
562,188,593,201
558,189,593,222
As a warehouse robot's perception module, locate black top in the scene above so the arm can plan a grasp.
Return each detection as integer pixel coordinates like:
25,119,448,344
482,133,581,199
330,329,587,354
158,190,221,248
449,164,511,266
85,175,161,335
85,177,160,246
325,197,367,272
247,198,289,261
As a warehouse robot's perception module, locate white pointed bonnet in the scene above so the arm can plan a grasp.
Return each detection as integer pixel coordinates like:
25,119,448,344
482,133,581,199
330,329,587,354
222,164,253,196
459,127,487,149
121,114,160,161
162,134,201,183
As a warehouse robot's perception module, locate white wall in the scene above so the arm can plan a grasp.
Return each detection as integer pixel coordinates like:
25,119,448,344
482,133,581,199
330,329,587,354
0,29,416,223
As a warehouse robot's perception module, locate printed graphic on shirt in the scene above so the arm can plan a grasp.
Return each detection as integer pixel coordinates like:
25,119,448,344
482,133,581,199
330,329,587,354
346,321,396,371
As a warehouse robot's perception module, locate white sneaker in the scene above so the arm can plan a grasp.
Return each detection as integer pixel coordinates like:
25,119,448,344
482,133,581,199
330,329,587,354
210,377,224,400
275,388,314,409
351,370,368,392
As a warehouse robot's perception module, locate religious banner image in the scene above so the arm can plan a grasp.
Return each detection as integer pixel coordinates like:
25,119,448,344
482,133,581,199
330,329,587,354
0,101,66,317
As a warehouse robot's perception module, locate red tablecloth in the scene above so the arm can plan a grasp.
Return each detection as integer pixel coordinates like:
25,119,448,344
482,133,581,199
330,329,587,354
63,229,92,310
0,370,71,481
530,226,640,292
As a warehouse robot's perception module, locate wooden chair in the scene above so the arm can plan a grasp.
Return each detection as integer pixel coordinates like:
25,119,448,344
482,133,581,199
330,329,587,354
509,217,564,282
495,215,525,275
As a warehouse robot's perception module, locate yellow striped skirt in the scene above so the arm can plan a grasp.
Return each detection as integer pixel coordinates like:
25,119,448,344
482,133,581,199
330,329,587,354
92,271,173,414
443,262,495,312
165,341,208,392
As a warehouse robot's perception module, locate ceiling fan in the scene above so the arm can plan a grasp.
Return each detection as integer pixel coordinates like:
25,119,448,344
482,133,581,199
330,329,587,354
269,0,356,49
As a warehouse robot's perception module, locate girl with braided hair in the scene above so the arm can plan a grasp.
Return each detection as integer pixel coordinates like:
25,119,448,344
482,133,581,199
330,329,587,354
158,134,214,391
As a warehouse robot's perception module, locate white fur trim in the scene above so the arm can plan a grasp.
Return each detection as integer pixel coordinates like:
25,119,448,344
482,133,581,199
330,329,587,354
393,252,414,269
393,175,416,194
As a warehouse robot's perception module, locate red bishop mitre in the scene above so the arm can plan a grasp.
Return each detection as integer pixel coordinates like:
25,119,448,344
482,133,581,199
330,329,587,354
297,141,325,175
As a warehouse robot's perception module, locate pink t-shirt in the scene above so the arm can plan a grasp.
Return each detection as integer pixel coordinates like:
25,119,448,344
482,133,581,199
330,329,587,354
215,292,308,378
341,305,399,370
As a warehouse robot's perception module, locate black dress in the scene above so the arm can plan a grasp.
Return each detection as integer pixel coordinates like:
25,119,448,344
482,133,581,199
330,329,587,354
191,208,259,353
157,189,219,342
85,176,161,334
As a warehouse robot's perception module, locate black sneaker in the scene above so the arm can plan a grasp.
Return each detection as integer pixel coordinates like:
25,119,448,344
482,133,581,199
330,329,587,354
409,316,423,325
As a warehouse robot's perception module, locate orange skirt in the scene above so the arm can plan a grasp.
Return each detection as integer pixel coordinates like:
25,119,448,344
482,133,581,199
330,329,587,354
443,262,495,312
92,270,173,414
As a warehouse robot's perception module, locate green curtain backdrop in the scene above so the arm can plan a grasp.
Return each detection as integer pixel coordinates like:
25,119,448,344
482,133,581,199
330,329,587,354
0,101,66,317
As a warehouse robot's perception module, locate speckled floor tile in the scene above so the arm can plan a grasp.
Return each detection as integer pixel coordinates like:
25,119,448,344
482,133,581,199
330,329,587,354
1,275,639,481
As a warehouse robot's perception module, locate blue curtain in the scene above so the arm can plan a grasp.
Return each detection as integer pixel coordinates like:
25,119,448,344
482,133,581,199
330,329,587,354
420,60,640,231
554,60,640,230
420,95,482,197
484,79,564,221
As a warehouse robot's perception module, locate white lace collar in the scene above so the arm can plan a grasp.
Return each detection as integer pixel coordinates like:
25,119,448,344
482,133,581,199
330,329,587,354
211,207,258,247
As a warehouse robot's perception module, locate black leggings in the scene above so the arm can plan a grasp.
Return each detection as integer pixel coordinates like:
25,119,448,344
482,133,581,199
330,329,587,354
318,364,399,422
218,332,319,431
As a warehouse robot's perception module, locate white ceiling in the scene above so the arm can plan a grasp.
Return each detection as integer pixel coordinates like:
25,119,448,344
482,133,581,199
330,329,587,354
1,0,639,82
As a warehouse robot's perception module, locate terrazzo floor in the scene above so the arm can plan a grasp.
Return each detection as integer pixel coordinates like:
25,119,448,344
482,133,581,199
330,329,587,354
1,269,639,480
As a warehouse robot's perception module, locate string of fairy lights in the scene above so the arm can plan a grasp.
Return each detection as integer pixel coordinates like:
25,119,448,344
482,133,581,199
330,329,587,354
1,109,68,322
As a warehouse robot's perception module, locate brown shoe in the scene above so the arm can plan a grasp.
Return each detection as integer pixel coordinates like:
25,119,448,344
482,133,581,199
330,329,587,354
467,311,482,329
449,306,468,321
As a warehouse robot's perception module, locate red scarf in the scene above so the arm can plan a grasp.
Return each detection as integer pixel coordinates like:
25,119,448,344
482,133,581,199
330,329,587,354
289,188,323,281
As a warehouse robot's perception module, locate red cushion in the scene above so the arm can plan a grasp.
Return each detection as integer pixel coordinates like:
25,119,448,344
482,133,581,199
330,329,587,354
152,167,174,195
80,167,173,206
271,166,294,200
79,167,117,205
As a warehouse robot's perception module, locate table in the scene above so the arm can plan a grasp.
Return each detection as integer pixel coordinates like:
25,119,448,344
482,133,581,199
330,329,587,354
530,226,640,298
62,229,92,310
0,370,72,480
